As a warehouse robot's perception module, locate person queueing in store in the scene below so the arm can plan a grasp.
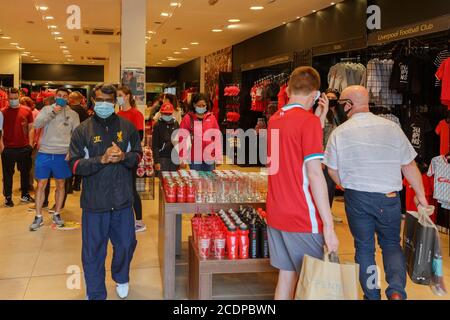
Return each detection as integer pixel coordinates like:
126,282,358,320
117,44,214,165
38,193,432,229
30,88,80,231
153,93,183,124
116,85,146,233
0,110,4,154
69,83,142,300
322,89,348,223
68,91,90,192
179,93,221,172
1,88,35,207
324,85,429,300
266,67,339,300
152,102,180,174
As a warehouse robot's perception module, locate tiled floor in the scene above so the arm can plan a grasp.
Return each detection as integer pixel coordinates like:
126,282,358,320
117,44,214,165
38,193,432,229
0,169,449,300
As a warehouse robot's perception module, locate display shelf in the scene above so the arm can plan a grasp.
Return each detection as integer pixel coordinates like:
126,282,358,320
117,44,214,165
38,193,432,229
158,182,266,300
188,237,275,300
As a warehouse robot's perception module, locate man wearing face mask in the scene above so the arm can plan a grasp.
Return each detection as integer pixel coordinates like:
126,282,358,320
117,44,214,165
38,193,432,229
30,88,80,231
152,102,180,173
1,88,35,207
69,83,142,300
324,85,428,300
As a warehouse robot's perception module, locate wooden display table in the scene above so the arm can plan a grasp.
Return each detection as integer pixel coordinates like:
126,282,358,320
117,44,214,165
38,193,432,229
188,237,276,300
158,182,266,299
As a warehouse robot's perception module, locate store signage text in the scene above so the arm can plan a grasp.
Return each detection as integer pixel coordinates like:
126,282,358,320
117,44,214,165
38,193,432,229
66,5,81,30
377,23,435,42
366,5,381,30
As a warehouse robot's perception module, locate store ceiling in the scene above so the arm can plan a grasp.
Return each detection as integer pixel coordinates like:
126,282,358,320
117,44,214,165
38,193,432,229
0,0,342,67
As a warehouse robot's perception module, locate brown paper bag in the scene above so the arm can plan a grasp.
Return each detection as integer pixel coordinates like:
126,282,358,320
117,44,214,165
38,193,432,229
295,254,360,300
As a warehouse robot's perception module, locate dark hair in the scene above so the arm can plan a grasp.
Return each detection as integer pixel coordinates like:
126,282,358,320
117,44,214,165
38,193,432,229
9,88,19,95
189,93,210,113
325,88,340,100
94,83,117,100
163,93,179,111
118,85,136,107
56,87,70,95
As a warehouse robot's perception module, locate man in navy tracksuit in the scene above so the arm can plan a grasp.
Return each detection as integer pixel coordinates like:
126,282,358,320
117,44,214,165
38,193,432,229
69,84,142,300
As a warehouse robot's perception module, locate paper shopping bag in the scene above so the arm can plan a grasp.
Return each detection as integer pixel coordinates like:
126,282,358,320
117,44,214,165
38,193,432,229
295,254,360,300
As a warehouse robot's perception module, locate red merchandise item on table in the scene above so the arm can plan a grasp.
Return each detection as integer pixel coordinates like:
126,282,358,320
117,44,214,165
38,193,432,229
435,119,449,155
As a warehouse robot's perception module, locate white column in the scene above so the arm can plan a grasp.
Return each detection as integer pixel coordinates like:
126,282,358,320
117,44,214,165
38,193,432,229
107,43,121,84
0,50,20,88
121,0,146,112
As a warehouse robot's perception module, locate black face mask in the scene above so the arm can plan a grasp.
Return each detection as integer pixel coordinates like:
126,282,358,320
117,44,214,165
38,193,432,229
329,100,338,108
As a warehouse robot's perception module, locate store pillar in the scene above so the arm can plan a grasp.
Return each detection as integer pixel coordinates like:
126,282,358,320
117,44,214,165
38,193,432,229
0,50,20,88
121,0,147,115
105,43,121,84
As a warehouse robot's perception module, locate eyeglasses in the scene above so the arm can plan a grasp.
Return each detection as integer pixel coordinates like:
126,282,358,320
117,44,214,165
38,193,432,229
337,99,354,106
94,98,115,103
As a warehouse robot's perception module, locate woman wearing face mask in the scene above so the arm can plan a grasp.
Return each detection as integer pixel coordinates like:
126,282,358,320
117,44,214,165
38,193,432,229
116,86,146,233
179,93,220,172
323,88,347,223
152,102,180,173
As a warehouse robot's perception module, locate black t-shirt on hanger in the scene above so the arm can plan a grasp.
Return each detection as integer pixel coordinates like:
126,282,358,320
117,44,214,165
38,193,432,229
404,112,432,160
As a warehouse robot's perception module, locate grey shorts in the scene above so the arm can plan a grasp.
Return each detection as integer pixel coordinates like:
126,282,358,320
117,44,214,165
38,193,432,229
268,226,324,273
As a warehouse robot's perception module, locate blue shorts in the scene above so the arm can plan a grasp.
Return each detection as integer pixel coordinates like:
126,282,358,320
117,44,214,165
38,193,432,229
35,153,72,180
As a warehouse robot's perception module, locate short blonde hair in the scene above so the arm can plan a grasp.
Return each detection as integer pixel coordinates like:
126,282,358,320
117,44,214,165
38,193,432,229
288,66,321,95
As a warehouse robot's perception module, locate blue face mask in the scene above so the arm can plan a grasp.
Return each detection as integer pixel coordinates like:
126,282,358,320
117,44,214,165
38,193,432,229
161,115,173,122
195,107,207,115
117,97,125,107
94,102,115,119
56,97,68,107
9,99,20,108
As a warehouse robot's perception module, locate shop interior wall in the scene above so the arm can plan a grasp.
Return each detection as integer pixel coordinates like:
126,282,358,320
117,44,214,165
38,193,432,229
22,63,104,83
369,0,450,30
146,67,177,83
232,0,367,71
176,58,201,89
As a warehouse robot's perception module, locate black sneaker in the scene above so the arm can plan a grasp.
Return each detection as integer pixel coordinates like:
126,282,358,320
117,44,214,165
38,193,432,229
21,194,35,203
5,197,14,208
73,184,81,192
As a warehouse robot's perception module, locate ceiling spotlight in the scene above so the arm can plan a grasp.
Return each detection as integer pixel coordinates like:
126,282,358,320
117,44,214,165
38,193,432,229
228,19,240,23
10,42,19,45
52,31,60,35
296,16,300,19
174,51,181,54
282,22,286,24
161,12,170,17
212,29,223,32
60,45,68,49
312,10,317,13
190,42,199,45
227,24,239,29
23,51,31,54
37,6,48,11
55,37,63,40
16,47,25,50
181,47,189,50
48,25,57,29
21,53,29,56
148,31,156,34
331,2,336,5
33,59,39,61
44,16,54,20
250,6,264,10
170,2,181,7
63,50,70,54
1,36,11,39
156,62,163,65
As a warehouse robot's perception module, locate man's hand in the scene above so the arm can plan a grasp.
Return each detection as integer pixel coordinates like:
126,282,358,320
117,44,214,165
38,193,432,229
108,142,125,164
154,163,161,171
53,105,63,114
323,225,339,253
101,144,118,164
314,93,330,121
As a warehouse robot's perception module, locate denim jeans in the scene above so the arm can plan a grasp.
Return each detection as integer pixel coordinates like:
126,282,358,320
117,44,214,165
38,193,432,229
189,162,215,172
344,189,407,300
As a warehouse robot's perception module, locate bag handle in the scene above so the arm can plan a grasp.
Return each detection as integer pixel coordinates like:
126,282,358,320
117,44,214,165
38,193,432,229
323,247,340,264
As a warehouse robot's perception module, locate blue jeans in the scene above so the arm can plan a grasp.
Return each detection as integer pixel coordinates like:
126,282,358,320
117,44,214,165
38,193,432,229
189,163,215,172
344,189,407,300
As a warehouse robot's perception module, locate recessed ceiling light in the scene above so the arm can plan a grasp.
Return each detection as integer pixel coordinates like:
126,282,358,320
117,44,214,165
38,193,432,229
312,10,317,13
296,16,300,19
250,6,264,10
48,25,57,29
174,51,181,54
63,50,70,54
37,6,48,11
170,2,181,7
44,16,54,20
60,45,68,49
228,19,240,23
33,59,39,61
52,31,60,35
161,12,170,17
21,53,29,56
190,42,199,45
148,31,156,34
227,24,239,29
23,51,31,54
10,42,19,45
212,29,223,32
331,2,335,5
1,36,11,39
16,47,25,50
55,37,63,40
156,62,163,65
181,47,189,50
282,22,286,24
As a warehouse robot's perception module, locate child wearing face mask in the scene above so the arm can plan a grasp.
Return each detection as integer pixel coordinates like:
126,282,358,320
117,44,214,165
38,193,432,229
152,102,180,173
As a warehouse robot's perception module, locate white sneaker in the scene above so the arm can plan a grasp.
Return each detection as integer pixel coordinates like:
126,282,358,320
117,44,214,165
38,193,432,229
116,283,129,299
135,222,147,233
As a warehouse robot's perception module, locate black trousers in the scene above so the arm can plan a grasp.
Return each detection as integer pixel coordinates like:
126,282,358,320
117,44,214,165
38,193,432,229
1,147,32,198
323,167,337,207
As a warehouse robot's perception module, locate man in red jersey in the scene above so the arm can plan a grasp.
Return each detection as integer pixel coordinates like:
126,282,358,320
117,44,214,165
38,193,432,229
267,67,339,300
